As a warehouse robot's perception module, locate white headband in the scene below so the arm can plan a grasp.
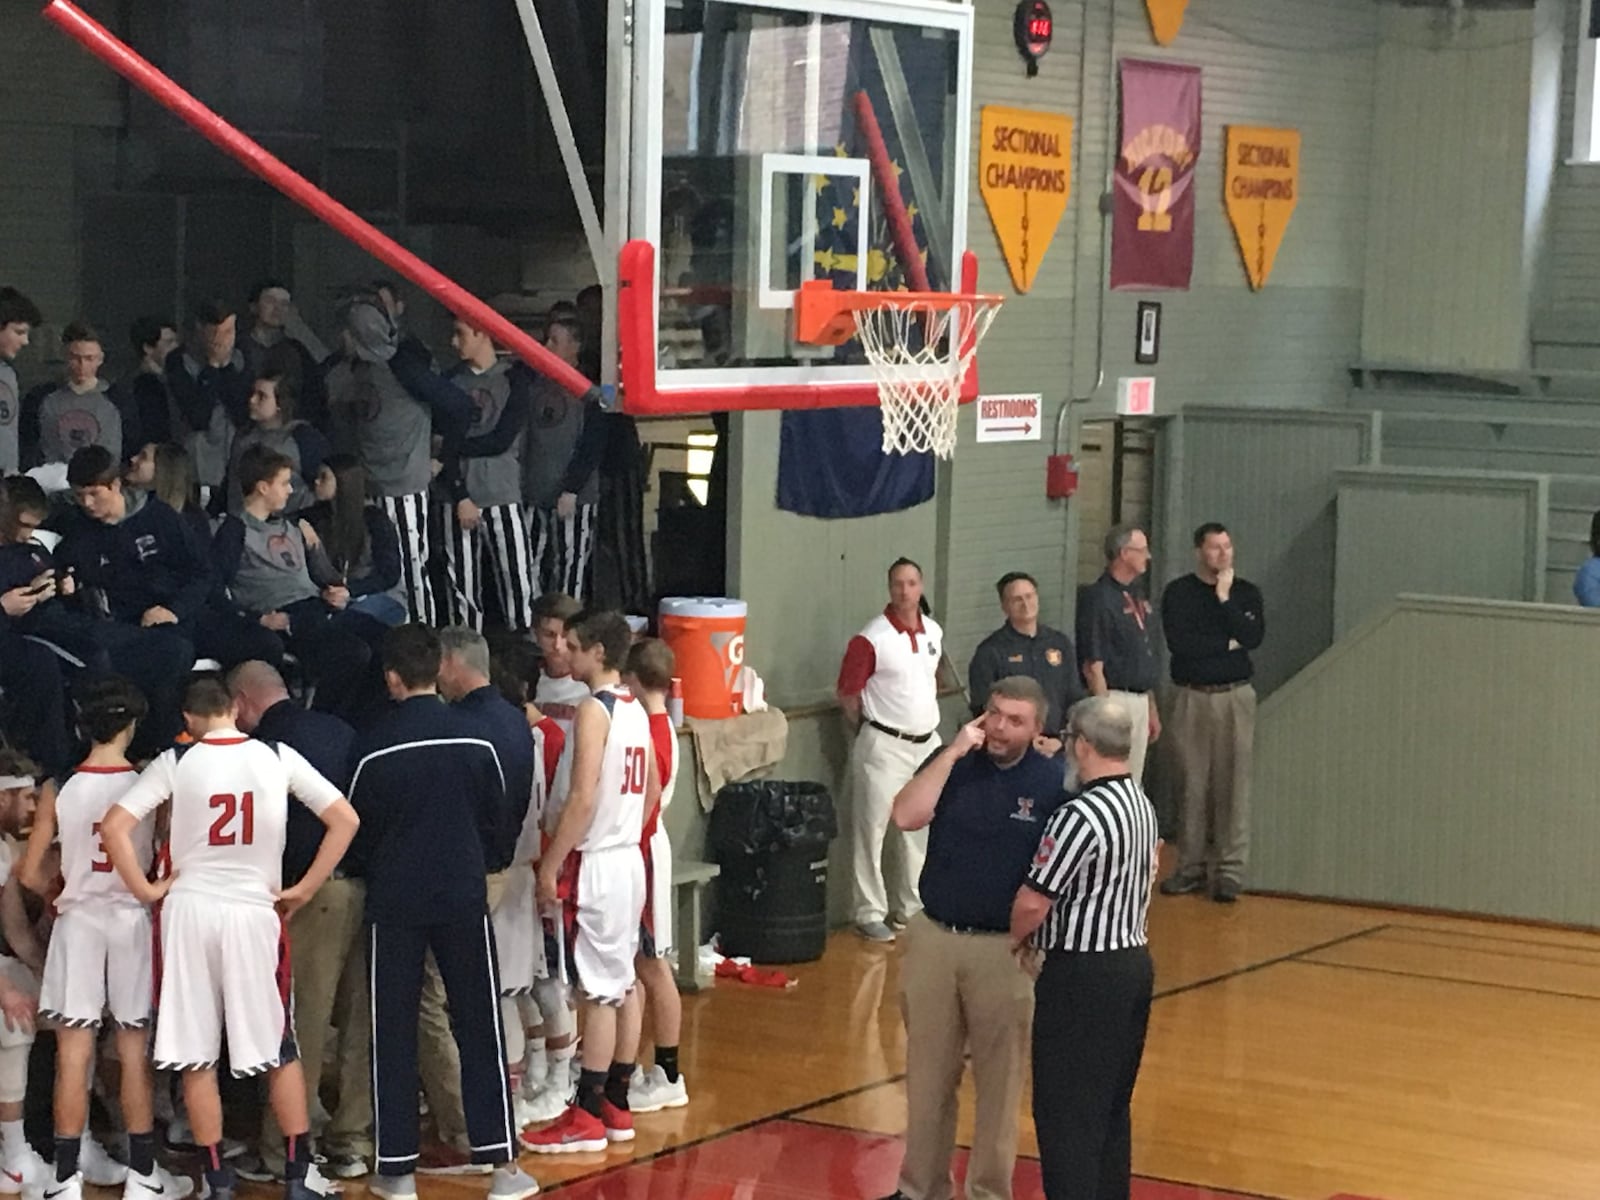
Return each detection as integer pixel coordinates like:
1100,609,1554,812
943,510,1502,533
0,776,35,791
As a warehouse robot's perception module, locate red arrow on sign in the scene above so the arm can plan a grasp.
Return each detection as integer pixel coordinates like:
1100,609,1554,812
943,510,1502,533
988,423,1034,434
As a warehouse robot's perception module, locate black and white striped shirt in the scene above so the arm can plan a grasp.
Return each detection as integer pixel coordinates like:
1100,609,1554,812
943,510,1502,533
1025,774,1158,953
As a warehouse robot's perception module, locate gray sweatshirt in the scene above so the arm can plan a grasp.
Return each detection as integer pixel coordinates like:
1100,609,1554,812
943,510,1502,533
455,359,523,508
0,361,17,475
219,509,338,616
37,382,122,465
523,377,598,509
327,360,432,498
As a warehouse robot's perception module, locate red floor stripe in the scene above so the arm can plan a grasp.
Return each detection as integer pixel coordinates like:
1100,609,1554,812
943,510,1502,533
546,1119,1280,1199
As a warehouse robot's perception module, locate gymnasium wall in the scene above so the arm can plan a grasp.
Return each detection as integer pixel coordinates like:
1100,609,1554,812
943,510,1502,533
1332,467,1548,636
1542,0,1600,358
736,0,1382,715
1252,596,1600,926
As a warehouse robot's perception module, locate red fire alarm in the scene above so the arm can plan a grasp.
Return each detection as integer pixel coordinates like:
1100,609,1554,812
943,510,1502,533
1046,452,1078,500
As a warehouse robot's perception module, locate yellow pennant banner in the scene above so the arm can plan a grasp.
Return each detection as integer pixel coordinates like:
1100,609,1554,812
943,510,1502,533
1145,0,1189,45
1224,125,1300,290
979,106,1073,293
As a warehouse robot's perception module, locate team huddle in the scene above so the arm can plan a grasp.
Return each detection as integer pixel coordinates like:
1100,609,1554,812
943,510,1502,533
0,604,685,1200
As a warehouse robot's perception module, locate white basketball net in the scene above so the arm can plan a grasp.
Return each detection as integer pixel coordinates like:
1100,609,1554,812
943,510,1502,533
855,297,1001,459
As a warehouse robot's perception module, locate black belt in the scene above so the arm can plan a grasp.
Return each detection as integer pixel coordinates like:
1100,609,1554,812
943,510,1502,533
867,719,935,744
928,916,1007,936
1181,680,1249,694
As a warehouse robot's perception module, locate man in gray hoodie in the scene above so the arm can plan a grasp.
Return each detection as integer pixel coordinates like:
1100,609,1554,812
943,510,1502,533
0,287,42,475
325,292,471,627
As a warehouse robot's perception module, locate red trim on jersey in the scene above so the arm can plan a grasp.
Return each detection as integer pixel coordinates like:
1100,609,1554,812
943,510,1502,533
535,717,565,792
73,764,136,774
836,635,876,697
197,735,250,746
642,712,673,842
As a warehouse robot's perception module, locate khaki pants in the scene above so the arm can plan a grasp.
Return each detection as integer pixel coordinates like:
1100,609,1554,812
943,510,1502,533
1170,684,1256,885
850,724,934,926
897,915,1033,1200
418,871,507,1150
261,876,371,1170
1107,690,1152,783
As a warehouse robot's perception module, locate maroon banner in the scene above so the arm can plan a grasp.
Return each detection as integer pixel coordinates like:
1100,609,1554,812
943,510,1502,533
1112,59,1202,291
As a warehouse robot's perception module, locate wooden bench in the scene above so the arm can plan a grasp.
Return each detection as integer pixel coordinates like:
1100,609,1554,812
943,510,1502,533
671,860,720,992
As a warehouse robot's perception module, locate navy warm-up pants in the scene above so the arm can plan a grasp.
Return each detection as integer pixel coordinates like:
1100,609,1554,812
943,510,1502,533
367,914,515,1175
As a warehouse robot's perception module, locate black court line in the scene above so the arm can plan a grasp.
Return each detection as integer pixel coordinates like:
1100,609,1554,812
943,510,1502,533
541,925,1388,1192
1150,924,1390,1001
538,1074,910,1192
782,1116,1295,1200
1368,930,1600,969
1387,922,1600,953
1294,956,1600,1004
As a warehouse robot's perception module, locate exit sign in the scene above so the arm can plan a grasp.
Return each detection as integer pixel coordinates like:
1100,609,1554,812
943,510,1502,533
1117,376,1155,416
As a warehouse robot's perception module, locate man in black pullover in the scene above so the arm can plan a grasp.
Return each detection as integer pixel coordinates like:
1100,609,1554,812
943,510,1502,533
347,625,537,1200
165,299,252,499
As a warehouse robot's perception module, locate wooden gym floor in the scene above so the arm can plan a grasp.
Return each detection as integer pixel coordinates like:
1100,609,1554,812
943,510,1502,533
220,891,1600,1200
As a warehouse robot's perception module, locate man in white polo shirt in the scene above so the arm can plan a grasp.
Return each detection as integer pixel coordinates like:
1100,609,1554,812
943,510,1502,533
836,558,943,943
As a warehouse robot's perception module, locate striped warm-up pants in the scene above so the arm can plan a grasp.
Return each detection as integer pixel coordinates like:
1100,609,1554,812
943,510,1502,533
380,492,436,626
529,503,596,603
443,502,536,632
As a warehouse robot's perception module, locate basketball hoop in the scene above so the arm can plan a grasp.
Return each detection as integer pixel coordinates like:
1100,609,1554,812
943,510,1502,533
795,282,1002,459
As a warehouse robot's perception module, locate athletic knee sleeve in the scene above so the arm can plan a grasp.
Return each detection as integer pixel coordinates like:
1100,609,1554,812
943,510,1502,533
531,978,573,1041
0,1041,31,1104
500,998,525,1065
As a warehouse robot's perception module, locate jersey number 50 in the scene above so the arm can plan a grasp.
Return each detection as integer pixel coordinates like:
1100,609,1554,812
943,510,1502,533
621,746,647,796
208,791,256,846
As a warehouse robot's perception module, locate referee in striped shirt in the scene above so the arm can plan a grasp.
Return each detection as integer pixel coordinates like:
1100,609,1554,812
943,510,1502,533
1010,695,1159,1200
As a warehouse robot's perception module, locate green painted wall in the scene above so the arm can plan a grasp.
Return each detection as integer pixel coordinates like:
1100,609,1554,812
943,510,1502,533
1253,597,1600,926
1333,467,1548,635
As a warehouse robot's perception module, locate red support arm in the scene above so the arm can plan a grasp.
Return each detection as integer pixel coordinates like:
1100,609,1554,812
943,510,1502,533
41,0,595,402
852,91,932,294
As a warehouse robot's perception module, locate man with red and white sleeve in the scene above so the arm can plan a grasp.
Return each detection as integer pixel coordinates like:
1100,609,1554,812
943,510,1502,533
836,557,944,944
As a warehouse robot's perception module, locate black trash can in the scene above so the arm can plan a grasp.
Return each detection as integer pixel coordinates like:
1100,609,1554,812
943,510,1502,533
709,780,838,964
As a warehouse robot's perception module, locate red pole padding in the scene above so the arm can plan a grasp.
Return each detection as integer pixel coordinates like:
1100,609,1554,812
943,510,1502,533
40,0,595,401
851,91,932,294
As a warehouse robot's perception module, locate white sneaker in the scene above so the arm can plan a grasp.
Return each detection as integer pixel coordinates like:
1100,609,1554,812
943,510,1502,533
0,1146,54,1195
123,1165,195,1200
40,1172,81,1200
82,1136,129,1187
524,1085,569,1125
629,1066,689,1114
512,1095,542,1132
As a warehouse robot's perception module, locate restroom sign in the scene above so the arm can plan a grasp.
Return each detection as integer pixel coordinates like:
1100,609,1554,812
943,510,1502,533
976,393,1043,443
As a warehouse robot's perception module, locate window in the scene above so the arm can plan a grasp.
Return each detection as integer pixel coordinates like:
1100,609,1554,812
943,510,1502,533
1575,0,1600,161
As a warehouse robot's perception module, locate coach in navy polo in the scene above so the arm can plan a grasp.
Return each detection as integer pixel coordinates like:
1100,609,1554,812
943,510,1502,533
878,676,1067,1200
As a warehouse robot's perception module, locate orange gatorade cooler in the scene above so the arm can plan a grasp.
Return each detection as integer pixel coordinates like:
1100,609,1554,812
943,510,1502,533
658,597,748,720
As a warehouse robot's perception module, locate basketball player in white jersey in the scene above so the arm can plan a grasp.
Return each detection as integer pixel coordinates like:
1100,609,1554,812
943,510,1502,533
0,753,53,1198
523,612,657,1155
622,639,688,1114
530,594,588,741
100,678,359,1200
18,680,193,1200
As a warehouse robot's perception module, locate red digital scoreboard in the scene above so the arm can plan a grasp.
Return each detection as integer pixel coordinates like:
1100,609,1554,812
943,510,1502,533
1014,1,1053,74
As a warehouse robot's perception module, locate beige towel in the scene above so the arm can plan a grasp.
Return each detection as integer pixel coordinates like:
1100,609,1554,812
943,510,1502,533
688,708,790,811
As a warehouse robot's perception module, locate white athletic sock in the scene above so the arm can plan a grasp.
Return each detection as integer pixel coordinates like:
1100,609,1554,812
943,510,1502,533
1,1119,27,1160
544,1043,575,1093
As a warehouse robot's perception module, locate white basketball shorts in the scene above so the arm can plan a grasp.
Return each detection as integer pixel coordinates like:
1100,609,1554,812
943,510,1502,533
491,864,539,997
560,846,644,1007
40,904,152,1030
153,894,296,1077
640,826,673,961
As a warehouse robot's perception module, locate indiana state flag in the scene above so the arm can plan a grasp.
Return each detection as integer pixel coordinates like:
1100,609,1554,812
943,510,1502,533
776,74,939,518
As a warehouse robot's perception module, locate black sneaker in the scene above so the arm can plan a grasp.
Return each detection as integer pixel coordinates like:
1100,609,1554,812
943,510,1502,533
1212,879,1241,903
1159,874,1205,896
